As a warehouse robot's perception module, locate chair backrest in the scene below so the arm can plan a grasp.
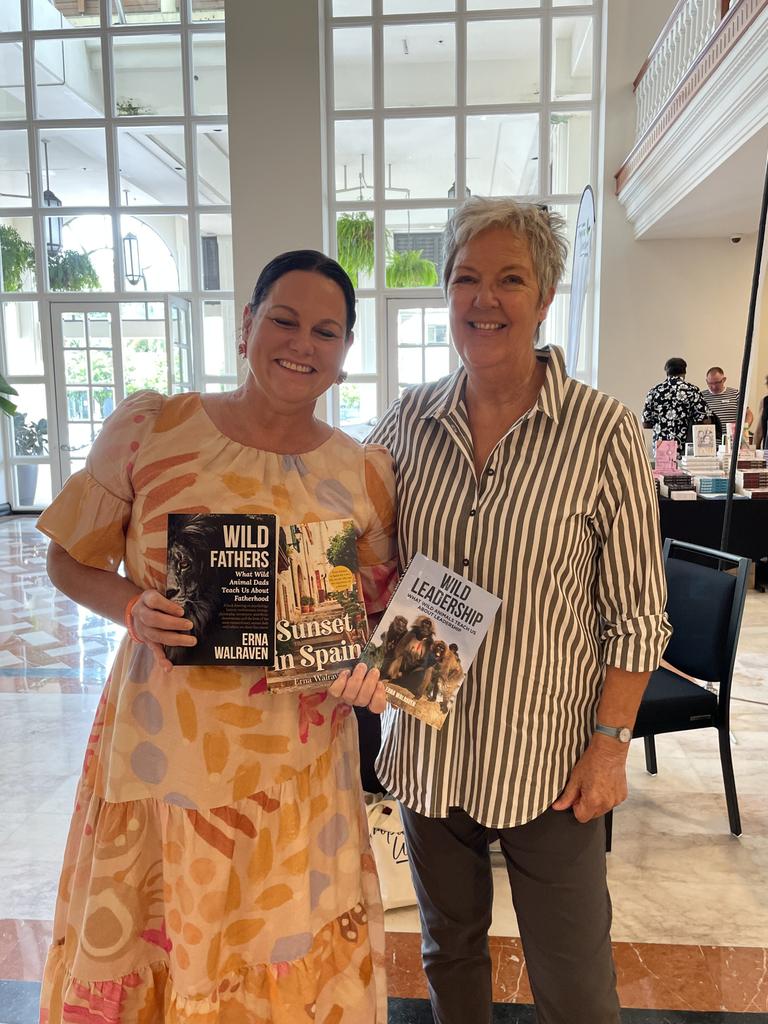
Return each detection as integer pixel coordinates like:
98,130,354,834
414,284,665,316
662,539,749,716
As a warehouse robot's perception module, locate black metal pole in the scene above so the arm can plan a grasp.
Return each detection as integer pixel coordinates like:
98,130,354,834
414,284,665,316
721,151,768,553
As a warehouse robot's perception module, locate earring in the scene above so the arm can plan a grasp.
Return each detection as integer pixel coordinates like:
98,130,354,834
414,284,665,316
336,370,348,385
238,344,246,358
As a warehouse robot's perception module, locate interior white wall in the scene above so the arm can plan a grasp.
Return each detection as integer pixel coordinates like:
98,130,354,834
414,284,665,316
225,0,326,320
597,0,760,439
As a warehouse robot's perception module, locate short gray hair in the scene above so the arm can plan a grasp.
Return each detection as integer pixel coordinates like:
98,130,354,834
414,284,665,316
442,197,569,300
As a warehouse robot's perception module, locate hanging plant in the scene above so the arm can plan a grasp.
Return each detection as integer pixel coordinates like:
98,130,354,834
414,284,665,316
336,213,375,286
385,248,439,288
0,373,18,418
0,224,36,292
116,98,154,116
48,250,101,292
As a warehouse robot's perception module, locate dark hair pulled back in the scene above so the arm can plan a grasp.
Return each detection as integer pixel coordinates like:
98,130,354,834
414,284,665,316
249,250,356,335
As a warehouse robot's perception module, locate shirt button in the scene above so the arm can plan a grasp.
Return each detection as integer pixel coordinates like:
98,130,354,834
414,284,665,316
487,468,495,476
463,558,470,566
468,509,476,516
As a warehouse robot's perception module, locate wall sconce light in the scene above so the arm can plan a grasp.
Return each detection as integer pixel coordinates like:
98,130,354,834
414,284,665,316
122,231,142,286
42,139,63,257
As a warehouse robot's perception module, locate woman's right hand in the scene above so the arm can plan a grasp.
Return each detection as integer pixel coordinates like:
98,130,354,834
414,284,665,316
129,589,196,673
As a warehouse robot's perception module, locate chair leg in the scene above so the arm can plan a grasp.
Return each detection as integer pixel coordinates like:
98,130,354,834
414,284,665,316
718,727,742,836
644,735,658,775
604,808,613,853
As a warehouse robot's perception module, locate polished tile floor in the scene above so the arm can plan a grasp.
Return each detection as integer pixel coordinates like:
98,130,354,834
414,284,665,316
0,516,766,1020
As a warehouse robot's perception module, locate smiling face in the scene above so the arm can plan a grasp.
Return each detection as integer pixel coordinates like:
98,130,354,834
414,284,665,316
242,270,352,408
447,226,554,376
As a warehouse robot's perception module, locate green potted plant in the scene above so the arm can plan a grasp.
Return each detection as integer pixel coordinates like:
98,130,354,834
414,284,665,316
0,224,36,291
13,412,48,506
336,213,374,287
0,373,18,418
385,247,439,287
48,250,101,291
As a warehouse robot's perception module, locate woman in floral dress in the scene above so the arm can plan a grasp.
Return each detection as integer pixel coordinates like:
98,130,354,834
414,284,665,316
36,250,396,1023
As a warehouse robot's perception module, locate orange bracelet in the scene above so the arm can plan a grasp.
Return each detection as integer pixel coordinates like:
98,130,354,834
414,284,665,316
124,593,143,644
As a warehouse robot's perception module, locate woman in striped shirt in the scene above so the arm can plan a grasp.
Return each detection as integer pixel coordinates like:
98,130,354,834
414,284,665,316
362,198,671,1024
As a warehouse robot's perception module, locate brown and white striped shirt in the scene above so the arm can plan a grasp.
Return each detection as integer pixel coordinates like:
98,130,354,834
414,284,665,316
368,346,671,827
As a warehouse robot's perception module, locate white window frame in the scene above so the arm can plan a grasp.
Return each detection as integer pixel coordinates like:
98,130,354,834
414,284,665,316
0,0,233,506
323,0,603,430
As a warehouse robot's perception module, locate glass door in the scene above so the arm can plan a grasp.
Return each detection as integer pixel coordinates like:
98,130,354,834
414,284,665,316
167,296,193,393
385,299,457,407
50,302,124,483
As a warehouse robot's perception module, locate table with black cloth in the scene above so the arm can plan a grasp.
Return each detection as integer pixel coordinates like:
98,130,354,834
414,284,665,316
658,496,768,587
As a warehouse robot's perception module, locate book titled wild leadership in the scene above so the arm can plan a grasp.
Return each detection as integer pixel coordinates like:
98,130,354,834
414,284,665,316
165,513,278,666
361,554,502,729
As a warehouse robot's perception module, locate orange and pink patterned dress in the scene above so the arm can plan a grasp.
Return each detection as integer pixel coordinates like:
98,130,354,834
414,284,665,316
36,390,397,1024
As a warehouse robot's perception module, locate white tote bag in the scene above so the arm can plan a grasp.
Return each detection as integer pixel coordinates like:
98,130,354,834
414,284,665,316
367,798,418,911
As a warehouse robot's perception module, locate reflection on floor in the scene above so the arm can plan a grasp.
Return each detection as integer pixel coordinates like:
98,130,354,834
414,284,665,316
0,516,767,1020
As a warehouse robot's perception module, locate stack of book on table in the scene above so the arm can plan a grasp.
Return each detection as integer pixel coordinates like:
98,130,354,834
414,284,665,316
736,470,768,500
659,474,697,500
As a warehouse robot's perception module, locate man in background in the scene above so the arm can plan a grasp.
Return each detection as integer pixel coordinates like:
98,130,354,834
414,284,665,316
700,366,752,442
642,357,709,457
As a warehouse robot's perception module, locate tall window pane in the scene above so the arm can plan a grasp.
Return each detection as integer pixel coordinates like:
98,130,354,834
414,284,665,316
120,214,189,291
113,34,183,117
1,41,27,120
192,33,227,115
467,114,539,197
0,216,36,292
35,37,105,119
0,1,22,32
335,120,374,202
0,130,31,207
118,125,188,206
199,213,233,291
333,27,372,110
467,19,540,105
552,17,593,101
550,111,591,194
3,301,43,376
384,117,455,200
39,128,110,207
49,215,113,292
197,125,230,204
202,299,237,377
385,209,448,288
384,23,455,108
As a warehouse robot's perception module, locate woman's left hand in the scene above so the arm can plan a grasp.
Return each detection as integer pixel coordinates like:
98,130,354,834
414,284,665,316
328,664,387,714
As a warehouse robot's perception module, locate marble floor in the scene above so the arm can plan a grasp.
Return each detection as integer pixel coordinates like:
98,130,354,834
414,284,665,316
0,515,766,1021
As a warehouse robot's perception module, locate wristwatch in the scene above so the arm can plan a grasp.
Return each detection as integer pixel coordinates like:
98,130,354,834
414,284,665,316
594,723,632,743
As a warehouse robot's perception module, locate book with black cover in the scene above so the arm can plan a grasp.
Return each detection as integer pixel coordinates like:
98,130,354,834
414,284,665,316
165,513,277,666
266,518,370,692
361,554,502,730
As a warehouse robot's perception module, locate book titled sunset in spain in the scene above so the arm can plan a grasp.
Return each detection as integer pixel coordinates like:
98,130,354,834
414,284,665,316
266,518,370,693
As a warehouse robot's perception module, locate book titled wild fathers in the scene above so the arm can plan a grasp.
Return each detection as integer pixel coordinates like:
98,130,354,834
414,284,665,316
165,513,278,666
361,554,502,729
165,515,368,682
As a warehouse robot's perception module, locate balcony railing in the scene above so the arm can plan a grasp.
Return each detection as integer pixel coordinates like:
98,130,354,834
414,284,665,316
634,0,729,140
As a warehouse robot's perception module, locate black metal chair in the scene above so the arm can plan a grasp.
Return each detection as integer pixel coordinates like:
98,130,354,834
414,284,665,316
605,538,750,852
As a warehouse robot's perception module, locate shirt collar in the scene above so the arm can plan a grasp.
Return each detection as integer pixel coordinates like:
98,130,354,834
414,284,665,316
419,344,569,425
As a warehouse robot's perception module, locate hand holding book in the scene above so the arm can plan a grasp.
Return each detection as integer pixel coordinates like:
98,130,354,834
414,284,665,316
126,588,196,673
328,664,387,713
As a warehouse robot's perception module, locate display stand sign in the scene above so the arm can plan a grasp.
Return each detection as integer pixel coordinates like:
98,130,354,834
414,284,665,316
566,185,596,376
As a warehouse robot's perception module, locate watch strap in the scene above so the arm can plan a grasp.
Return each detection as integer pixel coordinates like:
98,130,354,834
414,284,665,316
595,723,632,742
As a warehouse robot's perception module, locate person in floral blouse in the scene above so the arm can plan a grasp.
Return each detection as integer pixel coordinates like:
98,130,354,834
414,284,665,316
641,357,709,457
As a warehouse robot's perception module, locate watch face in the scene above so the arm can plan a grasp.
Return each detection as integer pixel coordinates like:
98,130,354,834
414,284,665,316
618,727,632,743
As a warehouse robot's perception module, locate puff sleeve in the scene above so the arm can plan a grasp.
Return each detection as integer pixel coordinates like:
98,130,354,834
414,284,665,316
356,444,398,616
36,390,163,571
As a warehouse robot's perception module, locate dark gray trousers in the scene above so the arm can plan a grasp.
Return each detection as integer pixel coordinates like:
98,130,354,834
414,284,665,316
399,804,620,1024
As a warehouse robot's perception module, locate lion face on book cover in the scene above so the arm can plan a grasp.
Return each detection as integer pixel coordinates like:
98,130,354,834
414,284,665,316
166,515,223,664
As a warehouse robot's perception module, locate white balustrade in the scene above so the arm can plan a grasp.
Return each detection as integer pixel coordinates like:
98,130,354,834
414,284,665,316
634,0,722,139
